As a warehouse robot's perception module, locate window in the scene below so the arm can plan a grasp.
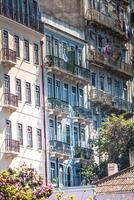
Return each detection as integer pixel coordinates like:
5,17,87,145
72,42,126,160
114,80,120,97
63,43,68,61
48,77,53,98
63,83,68,102
34,43,39,64
18,123,23,145
66,125,70,144
59,165,64,186
27,126,33,148
24,40,29,61
55,80,60,99
81,128,85,142
74,126,79,147
51,163,56,182
77,49,82,66
92,72,96,87
14,35,20,57
5,120,12,139
57,122,62,141
93,120,98,131
54,39,59,57
46,35,52,55
23,0,28,25
16,79,21,100
49,119,55,140
32,0,37,18
100,76,104,91
98,36,102,47
123,83,127,100
25,82,31,103
107,77,112,94
4,74,10,93
79,89,84,107
68,46,75,64
37,129,42,150
3,30,8,48
72,86,77,106
35,85,40,106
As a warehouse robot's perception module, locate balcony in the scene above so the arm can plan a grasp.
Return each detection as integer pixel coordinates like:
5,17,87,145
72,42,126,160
49,140,71,160
111,97,133,114
85,9,128,41
0,3,44,34
45,55,90,85
48,98,69,118
3,93,18,112
4,139,20,156
74,147,93,163
90,89,112,107
88,49,133,78
73,106,92,124
0,48,16,67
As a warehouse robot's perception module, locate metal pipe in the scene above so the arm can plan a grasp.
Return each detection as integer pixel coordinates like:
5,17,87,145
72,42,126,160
40,40,48,185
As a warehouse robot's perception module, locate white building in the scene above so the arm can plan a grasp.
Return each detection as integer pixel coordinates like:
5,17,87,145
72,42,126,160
0,0,46,178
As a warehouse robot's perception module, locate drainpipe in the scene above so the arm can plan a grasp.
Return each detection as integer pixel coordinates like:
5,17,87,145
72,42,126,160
40,41,48,186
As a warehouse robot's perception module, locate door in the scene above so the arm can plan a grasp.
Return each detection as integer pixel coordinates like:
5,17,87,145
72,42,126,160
67,167,71,187
4,74,10,94
74,127,79,147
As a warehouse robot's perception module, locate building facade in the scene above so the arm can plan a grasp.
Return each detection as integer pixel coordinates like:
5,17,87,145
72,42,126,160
0,0,45,177
43,15,93,187
41,0,134,187
0,0,133,189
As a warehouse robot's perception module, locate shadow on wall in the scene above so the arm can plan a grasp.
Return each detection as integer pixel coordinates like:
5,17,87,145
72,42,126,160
40,0,84,30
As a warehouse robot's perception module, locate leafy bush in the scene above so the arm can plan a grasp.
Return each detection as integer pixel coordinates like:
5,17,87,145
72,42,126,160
0,163,53,200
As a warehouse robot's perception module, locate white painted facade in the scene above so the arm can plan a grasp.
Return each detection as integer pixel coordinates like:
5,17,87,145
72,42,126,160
0,13,45,177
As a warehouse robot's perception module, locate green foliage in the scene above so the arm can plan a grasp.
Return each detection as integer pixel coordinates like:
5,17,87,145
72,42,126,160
81,160,107,183
0,164,53,200
97,114,134,168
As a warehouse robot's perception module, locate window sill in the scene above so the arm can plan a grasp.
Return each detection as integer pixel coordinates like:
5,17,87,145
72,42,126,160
34,63,40,67
35,105,40,109
24,59,30,64
37,148,42,152
27,146,33,150
25,102,32,106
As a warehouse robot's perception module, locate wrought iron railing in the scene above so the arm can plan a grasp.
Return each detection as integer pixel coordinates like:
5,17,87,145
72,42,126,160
1,48,16,63
73,106,92,120
90,89,112,106
45,55,90,80
112,97,133,113
86,9,127,39
49,140,71,155
48,98,69,113
5,139,20,153
4,93,18,107
0,3,44,33
88,49,133,76
74,147,93,160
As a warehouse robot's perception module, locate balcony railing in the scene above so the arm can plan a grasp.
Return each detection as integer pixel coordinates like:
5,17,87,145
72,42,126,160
4,93,18,108
49,140,71,155
90,89,112,106
73,106,92,121
74,147,93,160
48,98,69,114
0,3,44,34
1,48,16,64
88,49,133,77
45,55,90,81
86,9,127,40
5,139,20,153
112,97,133,113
